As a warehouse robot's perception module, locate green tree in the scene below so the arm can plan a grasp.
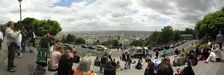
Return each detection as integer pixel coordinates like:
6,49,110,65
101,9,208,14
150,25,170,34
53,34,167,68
93,40,100,45
195,7,224,39
75,38,86,44
66,34,76,43
101,39,120,48
160,26,174,44
16,17,62,36
131,39,145,46
183,28,195,35
173,30,181,41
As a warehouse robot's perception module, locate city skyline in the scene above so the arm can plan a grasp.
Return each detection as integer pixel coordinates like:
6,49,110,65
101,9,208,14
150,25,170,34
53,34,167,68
0,0,224,31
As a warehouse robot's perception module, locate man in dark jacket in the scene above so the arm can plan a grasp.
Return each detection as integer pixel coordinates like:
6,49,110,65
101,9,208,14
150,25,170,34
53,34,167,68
180,61,195,75
104,62,116,75
57,49,75,75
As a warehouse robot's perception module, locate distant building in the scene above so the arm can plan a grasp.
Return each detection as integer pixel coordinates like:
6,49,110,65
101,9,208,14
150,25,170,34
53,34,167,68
180,34,194,40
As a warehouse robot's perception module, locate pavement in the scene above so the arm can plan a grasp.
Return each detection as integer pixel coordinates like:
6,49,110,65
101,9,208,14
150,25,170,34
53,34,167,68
1,40,224,75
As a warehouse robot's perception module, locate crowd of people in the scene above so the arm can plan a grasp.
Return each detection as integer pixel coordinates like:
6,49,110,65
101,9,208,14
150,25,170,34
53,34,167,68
2,20,224,75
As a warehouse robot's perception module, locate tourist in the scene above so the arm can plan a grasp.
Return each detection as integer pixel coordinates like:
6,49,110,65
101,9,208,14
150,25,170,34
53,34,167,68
71,49,80,63
216,31,224,50
175,49,180,55
199,45,210,61
36,32,53,71
135,59,143,70
74,58,96,75
116,61,121,70
207,40,212,48
111,59,116,68
0,28,3,50
94,56,100,66
121,51,131,69
179,61,195,75
48,44,63,71
187,50,198,66
162,48,168,57
58,47,75,75
156,58,173,75
27,30,33,52
144,59,155,75
100,52,108,73
104,62,116,75
21,27,28,52
153,58,161,69
205,43,222,63
5,21,21,72
155,50,159,59
16,32,22,57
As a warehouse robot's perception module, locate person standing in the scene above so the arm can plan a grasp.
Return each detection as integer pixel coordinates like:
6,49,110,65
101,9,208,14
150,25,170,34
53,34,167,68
15,33,22,57
144,59,155,75
216,31,224,50
5,21,21,72
57,48,75,75
122,51,131,69
155,50,159,59
0,28,3,50
21,27,28,52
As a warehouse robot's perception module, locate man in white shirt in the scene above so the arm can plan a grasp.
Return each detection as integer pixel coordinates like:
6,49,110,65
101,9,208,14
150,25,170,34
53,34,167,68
5,21,20,72
0,30,3,50
16,33,22,57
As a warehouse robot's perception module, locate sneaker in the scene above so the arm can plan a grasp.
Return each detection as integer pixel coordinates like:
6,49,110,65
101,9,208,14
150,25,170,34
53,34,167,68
8,69,16,72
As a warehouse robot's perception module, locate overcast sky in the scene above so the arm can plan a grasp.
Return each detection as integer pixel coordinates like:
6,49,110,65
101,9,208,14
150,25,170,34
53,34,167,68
0,0,224,31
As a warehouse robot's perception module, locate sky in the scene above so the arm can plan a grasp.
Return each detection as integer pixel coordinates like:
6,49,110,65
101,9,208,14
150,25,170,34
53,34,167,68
0,0,224,31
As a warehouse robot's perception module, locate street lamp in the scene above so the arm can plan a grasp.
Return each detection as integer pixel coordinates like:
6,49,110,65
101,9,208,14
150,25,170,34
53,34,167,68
18,0,22,21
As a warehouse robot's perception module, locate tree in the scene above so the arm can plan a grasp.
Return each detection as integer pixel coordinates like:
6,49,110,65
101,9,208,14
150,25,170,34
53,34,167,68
101,39,120,48
173,30,181,41
160,26,174,44
75,38,86,44
195,8,224,39
66,34,76,43
16,17,62,36
131,39,145,46
93,40,100,45
183,28,195,35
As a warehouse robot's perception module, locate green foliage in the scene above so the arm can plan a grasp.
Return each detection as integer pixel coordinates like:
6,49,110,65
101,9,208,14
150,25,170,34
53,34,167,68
101,39,119,48
75,38,86,44
61,34,86,44
160,26,174,44
131,39,145,46
93,40,100,45
195,8,224,39
65,34,76,43
144,26,194,46
195,39,208,47
16,17,62,36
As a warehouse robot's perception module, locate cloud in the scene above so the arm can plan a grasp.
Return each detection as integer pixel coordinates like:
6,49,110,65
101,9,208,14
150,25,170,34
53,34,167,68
0,0,224,31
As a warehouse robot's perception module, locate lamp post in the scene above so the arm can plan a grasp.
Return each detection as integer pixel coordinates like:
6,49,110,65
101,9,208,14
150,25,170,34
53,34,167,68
18,0,22,21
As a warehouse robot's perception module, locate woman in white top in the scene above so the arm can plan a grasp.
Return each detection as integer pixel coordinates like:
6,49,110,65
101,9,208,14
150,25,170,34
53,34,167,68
205,43,222,63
